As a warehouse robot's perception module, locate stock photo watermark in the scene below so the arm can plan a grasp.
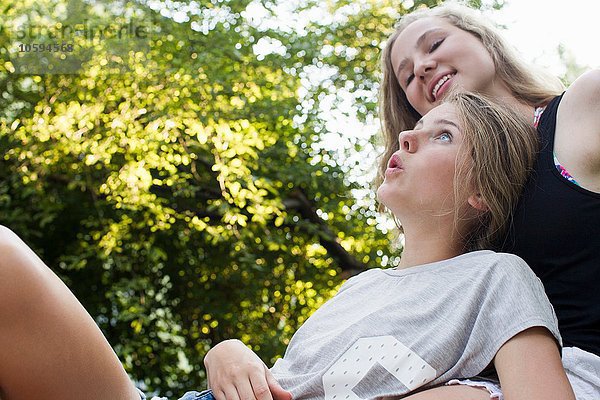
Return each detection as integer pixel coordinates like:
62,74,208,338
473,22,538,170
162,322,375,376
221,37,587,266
6,16,155,74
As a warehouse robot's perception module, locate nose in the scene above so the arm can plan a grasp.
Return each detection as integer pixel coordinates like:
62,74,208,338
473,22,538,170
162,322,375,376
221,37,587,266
414,56,436,82
398,130,418,153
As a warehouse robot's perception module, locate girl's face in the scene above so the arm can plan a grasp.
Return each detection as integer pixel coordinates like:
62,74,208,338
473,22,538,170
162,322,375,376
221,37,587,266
377,102,470,217
390,17,507,115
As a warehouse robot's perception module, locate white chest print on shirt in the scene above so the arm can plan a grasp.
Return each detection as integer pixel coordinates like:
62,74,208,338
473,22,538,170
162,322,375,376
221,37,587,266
323,336,436,399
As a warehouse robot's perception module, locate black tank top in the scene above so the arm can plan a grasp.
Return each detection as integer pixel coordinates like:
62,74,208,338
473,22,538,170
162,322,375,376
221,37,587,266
500,94,600,356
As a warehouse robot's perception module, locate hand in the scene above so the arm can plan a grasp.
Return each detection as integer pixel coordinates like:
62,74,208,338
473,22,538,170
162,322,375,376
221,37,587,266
204,339,292,400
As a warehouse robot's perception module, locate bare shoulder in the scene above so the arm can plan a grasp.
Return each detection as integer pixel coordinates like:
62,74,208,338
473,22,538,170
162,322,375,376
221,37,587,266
570,69,600,90
562,69,600,109
558,70,600,127
555,70,600,191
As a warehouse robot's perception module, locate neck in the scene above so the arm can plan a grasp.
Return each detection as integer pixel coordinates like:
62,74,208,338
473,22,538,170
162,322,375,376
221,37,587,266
396,219,466,270
491,90,536,123
511,98,536,122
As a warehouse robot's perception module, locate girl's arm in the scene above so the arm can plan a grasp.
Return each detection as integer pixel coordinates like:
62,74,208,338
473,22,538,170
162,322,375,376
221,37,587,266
494,326,575,400
555,69,600,192
204,339,292,400
0,226,140,400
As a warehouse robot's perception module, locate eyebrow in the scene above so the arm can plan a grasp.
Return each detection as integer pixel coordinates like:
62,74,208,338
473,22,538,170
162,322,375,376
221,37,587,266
434,118,459,129
413,118,459,129
395,28,445,79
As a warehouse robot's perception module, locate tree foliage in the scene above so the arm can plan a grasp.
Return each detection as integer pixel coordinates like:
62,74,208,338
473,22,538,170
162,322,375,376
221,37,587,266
0,0,495,395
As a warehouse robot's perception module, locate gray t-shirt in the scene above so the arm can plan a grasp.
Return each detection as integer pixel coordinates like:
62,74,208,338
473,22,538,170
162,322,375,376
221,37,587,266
270,250,560,399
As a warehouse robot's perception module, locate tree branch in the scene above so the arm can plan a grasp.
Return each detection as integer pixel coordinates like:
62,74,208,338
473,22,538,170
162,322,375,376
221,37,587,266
283,189,366,277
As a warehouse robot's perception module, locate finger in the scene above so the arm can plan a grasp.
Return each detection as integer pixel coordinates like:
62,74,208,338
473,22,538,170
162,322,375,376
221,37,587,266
266,371,292,400
223,385,242,400
212,389,228,400
249,369,274,400
235,378,261,400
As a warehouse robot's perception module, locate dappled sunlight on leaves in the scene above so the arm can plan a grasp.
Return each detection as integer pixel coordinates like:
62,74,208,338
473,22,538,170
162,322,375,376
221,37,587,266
0,0,460,395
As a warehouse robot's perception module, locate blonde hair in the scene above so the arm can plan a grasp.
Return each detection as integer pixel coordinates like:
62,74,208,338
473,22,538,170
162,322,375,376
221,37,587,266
446,92,538,251
377,2,563,189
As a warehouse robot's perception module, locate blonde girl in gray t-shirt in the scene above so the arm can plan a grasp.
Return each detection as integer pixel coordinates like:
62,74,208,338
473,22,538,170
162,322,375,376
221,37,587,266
204,93,576,400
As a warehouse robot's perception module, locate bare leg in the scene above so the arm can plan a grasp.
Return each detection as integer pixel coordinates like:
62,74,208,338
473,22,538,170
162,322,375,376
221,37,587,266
0,226,140,400
403,385,491,399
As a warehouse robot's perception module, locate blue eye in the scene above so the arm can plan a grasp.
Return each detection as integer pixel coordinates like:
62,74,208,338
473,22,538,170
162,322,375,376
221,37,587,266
437,132,452,142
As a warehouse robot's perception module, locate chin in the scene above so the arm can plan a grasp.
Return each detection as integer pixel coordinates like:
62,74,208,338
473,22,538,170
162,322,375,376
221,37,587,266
377,191,402,214
376,187,386,206
376,184,393,205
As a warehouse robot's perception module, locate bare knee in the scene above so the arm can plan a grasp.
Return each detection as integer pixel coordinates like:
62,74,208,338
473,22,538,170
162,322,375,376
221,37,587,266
0,226,43,302
0,225,20,255
0,225,31,274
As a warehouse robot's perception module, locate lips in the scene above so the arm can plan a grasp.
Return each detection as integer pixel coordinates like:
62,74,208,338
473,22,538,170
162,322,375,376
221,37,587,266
388,154,403,170
429,73,455,101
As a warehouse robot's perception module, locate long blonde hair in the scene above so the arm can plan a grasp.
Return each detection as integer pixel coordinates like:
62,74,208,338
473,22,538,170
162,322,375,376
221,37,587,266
447,92,538,251
377,3,563,189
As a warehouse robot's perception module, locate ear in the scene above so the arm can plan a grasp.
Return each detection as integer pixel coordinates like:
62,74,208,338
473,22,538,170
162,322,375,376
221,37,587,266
468,193,488,212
